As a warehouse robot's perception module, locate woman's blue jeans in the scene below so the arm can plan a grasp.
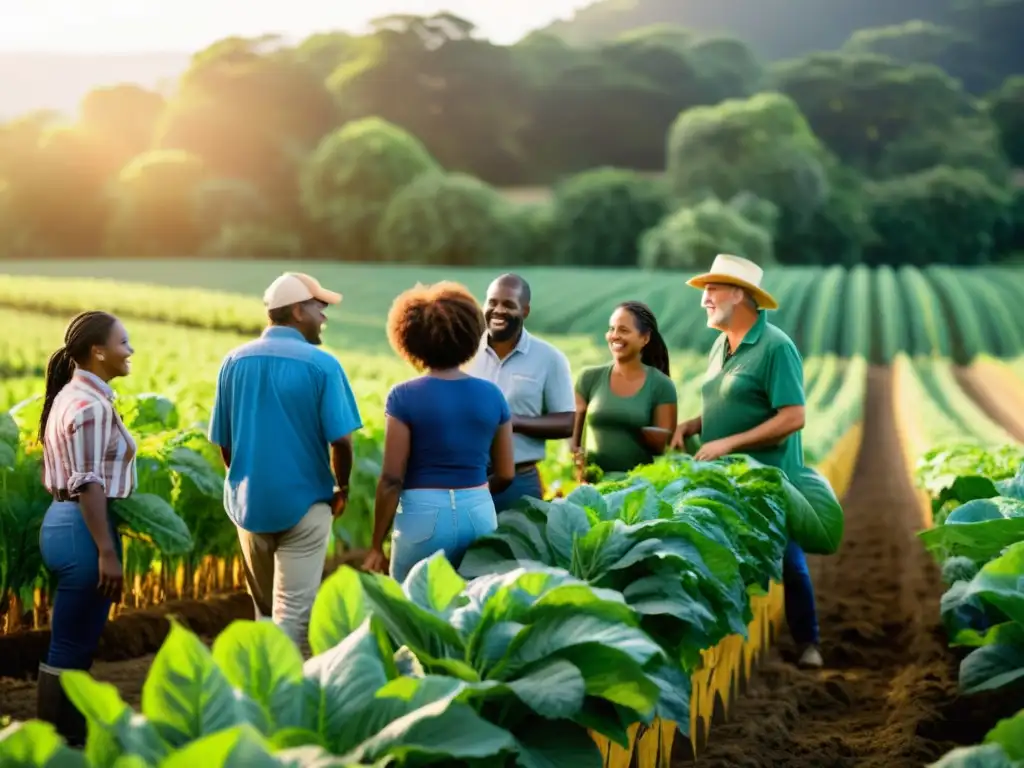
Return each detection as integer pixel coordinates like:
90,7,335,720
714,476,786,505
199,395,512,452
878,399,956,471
783,539,820,646
389,487,497,583
39,501,122,670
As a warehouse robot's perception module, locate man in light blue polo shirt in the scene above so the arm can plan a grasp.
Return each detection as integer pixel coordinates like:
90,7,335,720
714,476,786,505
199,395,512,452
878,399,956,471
209,271,362,652
466,273,575,511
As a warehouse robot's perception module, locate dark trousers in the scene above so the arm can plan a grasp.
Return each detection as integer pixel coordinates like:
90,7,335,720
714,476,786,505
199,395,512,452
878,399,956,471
491,465,544,513
783,539,820,646
39,501,121,670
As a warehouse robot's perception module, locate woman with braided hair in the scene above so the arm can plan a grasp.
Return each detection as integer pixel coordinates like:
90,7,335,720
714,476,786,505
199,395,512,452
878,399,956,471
362,282,515,581
571,301,678,477
35,310,136,746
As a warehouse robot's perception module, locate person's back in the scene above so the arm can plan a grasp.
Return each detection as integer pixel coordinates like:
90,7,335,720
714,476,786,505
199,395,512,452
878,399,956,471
215,328,358,533
362,280,515,583
208,271,361,654
387,375,509,490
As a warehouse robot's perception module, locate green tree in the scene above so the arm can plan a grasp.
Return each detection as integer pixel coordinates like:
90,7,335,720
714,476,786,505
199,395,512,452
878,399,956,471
865,166,1010,266
685,37,763,101
155,35,337,224
771,52,972,174
666,92,830,226
105,149,208,257
842,21,990,93
639,197,775,271
876,115,1010,184
376,172,519,266
329,14,529,184
299,117,440,259
77,84,165,170
549,168,671,266
987,76,1024,167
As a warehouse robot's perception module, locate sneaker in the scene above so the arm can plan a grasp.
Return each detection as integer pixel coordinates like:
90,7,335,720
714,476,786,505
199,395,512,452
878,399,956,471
797,644,824,669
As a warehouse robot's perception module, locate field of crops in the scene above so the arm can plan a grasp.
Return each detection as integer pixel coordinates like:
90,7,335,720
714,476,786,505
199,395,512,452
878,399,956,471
1,262,1024,766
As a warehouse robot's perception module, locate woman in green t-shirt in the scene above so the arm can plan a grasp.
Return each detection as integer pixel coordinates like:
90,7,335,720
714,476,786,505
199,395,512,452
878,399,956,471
571,301,678,477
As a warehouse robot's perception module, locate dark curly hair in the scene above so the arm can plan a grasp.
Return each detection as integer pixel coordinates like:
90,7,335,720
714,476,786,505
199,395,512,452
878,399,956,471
617,301,670,377
387,281,485,371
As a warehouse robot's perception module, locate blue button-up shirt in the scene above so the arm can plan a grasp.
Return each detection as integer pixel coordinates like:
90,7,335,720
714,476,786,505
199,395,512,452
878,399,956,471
209,326,362,533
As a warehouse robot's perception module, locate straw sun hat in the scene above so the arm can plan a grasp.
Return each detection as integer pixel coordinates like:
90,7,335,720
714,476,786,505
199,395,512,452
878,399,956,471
686,254,778,311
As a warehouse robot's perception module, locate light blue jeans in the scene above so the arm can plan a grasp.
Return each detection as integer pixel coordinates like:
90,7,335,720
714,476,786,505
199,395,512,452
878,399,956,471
389,486,497,583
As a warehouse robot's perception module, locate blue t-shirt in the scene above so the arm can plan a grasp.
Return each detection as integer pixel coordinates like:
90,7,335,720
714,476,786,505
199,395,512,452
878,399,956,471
208,326,362,534
385,375,511,490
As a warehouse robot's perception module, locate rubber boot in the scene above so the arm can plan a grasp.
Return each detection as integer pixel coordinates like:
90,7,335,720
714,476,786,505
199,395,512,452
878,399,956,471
36,663,87,748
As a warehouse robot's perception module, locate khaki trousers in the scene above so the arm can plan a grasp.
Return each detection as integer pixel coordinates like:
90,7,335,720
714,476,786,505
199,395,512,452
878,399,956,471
235,502,332,657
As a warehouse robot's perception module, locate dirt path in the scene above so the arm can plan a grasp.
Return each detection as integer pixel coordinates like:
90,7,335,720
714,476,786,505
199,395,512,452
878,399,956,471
692,366,1013,767
953,365,1024,443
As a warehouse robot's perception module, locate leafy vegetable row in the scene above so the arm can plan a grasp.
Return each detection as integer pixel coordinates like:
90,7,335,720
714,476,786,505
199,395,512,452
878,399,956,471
915,443,1024,767
0,395,383,631
0,453,845,767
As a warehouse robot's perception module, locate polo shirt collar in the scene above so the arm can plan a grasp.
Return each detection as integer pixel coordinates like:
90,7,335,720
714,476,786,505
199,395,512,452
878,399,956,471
724,310,768,355
73,368,114,400
262,326,307,343
485,328,532,359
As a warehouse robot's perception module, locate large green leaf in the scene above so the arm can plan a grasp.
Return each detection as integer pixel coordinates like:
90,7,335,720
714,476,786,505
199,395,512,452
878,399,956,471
0,720,90,767
141,620,265,746
308,567,368,655
211,621,306,729
61,671,170,767
784,465,844,555
111,494,193,555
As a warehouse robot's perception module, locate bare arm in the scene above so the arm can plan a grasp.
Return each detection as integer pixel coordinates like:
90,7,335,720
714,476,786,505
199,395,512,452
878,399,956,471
512,412,574,440
489,420,515,494
331,435,354,489
570,391,588,452
78,482,118,557
370,416,410,553
724,405,805,453
641,402,678,454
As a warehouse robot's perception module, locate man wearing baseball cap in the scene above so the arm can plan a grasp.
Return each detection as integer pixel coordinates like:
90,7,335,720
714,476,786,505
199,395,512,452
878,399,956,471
670,254,823,670
209,271,361,655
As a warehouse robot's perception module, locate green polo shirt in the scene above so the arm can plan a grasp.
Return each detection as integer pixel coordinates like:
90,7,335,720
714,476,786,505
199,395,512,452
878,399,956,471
700,310,805,476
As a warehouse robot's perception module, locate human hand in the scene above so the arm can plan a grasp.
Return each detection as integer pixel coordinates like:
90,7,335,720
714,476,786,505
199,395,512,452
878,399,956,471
331,487,348,518
97,550,124,601
669,418,701,451
362,548,389,574
571,447,586,481
694,438,734,462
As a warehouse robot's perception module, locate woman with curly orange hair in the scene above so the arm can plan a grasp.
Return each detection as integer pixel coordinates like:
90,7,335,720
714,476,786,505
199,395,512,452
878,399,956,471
362,281,515,581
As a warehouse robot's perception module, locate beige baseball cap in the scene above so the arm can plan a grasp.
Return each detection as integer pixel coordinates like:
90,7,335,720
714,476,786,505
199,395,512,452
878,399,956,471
263,272,342,310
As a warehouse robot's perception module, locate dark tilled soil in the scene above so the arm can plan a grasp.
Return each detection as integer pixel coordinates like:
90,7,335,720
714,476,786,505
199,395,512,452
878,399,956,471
689,366,1021,767
0,549,366,720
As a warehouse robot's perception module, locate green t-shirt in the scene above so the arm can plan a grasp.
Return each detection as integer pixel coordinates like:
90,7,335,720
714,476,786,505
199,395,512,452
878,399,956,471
700,310,806,476
576,362,678,474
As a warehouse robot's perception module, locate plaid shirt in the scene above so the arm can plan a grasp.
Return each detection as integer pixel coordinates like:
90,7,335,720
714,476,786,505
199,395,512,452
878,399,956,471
42,369,137,498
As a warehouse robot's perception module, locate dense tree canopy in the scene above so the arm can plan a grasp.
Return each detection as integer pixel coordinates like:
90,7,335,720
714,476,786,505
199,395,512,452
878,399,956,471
0,2,1021,269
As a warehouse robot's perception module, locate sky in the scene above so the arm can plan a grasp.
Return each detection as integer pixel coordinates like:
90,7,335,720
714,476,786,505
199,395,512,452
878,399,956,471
1,1,590,52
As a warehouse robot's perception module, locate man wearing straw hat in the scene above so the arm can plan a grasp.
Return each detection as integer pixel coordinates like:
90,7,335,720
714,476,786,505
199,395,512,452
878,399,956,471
670,254,823,669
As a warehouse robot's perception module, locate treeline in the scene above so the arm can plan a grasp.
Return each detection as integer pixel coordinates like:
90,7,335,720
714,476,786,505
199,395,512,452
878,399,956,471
543,0,1024,90
0,9,1022,269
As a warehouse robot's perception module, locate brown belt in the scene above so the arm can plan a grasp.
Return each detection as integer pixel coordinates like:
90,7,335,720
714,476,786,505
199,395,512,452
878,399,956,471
515,461,539,474
52,488,76,503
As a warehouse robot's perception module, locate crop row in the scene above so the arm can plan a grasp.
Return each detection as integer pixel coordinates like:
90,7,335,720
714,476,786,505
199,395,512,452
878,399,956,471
0,433,853,766
911,443,1024,767
9,263,1024,361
